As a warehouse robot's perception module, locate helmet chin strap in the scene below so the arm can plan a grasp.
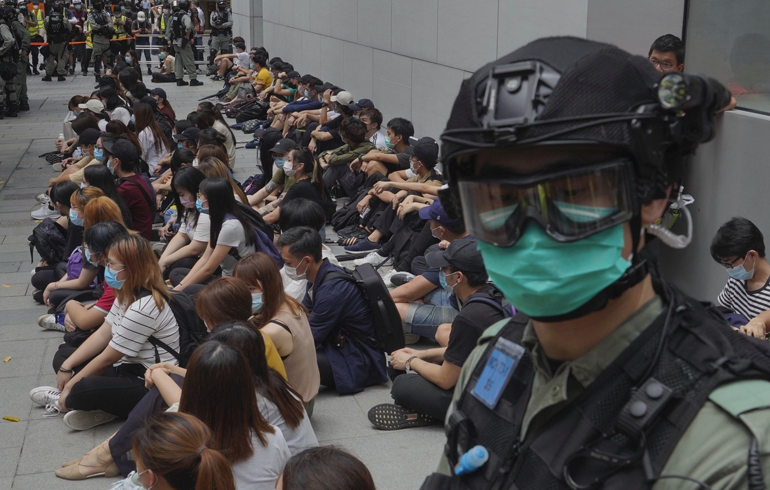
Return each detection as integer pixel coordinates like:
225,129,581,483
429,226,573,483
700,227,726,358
531,214,651,323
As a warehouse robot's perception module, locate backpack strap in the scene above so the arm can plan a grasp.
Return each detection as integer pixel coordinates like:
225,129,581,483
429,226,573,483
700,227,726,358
120,176,156,213
464,296,515,318
136,289,181,363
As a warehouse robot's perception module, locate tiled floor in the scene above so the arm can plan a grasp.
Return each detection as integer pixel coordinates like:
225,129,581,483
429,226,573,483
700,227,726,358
0,72,443,490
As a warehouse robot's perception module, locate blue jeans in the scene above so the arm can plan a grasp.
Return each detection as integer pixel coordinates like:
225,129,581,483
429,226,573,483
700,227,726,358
404,289,458,339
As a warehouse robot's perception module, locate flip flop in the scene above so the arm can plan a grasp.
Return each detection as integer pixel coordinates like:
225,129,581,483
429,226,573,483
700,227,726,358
368,404,437,430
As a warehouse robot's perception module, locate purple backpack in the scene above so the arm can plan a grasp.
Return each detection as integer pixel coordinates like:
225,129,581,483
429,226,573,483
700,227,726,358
66,247,97,289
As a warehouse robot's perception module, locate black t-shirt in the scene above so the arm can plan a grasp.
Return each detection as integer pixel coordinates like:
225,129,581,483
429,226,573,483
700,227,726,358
444,284,507,367
281,178,323,208
62,222,84,262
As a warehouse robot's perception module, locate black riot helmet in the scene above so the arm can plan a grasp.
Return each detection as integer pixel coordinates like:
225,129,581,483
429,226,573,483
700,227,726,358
92,0,103,10
171,0,179,10
216,0,226,8
0,5,14,20
52,0,63,12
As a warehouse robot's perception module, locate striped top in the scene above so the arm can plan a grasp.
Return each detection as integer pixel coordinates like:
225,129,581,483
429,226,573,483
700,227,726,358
106,295,180,367
717,276,770,320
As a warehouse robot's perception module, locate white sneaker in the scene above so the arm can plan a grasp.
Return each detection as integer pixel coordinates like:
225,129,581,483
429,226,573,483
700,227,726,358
63,409,117,430
30,386,60,407
37,314,65,332
31,203,59,220
52,162,64,172
354,251,390,267
36,192,48,203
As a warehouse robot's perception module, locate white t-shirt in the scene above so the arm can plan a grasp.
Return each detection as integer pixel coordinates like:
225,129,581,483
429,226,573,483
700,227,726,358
138,127,166,173
235,50,250,68
369,130,387,149
213,119,236,168
231,426,290,490
106,295,180,367
257,396,318,456
217,219,256,276
179,211,210,243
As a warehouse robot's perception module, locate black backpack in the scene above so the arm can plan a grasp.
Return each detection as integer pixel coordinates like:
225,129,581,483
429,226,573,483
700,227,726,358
138,290,208,367
321,263,405,354
28,218,66,264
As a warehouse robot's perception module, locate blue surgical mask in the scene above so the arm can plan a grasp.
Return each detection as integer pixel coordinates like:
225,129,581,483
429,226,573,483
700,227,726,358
249,62,253,69
251,293,263,314
69,209,84,226
384,136,394,149
75,4,81,9
273,156,286,169
124,55,131,63
196,199,208,214
158,52,166,60
477,223,631,318
107,158,116,175
84,248,98,266
121,6,126,11
130,114,136,125
439,270,457,293
177,141,184,148
727,253,755,281
162,8,168,13
104,266,125,290
93,147,105,162
303,89,309,98
80,182,87,189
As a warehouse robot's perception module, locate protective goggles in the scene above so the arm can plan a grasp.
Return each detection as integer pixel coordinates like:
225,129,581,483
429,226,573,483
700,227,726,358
457,159,635,247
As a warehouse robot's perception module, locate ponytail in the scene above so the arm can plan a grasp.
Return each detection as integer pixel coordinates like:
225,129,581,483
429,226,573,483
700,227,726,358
196,446,236,490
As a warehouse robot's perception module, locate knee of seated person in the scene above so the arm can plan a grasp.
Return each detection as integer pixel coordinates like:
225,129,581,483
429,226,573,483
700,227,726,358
366,162,387,177
435,323,451,345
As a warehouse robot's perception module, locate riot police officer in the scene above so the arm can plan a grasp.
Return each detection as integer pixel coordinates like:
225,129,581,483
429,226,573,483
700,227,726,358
420,36,770,490
0,5,19,118
10,2,28,111
207,0,230,68
87,0,112,81
42,0,70,81
165,0,200,86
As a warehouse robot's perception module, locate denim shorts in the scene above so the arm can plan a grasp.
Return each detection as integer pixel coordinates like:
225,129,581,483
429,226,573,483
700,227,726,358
404,289,458,339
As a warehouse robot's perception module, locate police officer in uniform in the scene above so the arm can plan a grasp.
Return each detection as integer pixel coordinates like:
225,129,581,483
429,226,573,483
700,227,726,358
421,37,770,490
42,0,69,81
87,0,112,81
10,2,28,111
207,0,230,69
165,0,200,86
0,5,19,118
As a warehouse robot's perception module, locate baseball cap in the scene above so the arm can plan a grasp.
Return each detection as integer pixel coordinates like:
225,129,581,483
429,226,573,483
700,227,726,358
314,82,335,93
285,70,300,80
78,99,104,113
77,128,100,147
136,10,145,20
426,238,486,276
418,198,459,226
350,98,374,111
331,90,354,105
269,138,298,155
102,137,139,163
173,127,201,142
139,95,158,109
94,75,114,89
150,87,166,99
411,136,439,167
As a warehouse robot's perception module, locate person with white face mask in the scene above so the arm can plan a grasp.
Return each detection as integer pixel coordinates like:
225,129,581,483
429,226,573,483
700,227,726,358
277,227,387,395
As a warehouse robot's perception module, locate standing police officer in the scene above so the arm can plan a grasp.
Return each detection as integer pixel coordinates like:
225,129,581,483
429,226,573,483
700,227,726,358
10,2,28,111
421,37,770,489
207,0,230,69
0,5,19,118
87,0,112,81
42,0,69,81
166,0,200,86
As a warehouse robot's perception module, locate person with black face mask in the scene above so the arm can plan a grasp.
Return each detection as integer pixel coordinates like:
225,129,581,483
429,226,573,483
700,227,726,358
420,37,770,490
86,0,113,81
165,0,200,86
42,0,71,81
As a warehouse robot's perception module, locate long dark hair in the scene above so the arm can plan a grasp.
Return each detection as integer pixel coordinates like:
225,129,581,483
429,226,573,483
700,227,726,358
104,120,143,156
199,177,255,248
135,103,170,154
198,103,235,144
281,447,376,490
172,166,205,229
179,341,275,460
83,165,134,229
210,321,305,430
290,147,324,197
99,85,124,112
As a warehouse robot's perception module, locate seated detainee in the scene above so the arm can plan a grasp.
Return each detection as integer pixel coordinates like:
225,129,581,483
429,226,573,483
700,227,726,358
711,217,770,338
348,117,414,179
368,239,507,429
318,118,375,194
30,235,180,430
248,138,298,209
277,227,387,395
213,41,250,80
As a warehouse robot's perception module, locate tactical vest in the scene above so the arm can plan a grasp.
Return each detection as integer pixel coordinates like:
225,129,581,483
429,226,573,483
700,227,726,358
170,12,184,40
0,20,20,62
91,10,110,39
210,9,229,36
47,11,66,43
431,285,770,490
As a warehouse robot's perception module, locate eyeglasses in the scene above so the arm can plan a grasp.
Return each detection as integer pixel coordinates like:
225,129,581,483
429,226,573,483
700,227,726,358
718,254,747,269
649,58,675,71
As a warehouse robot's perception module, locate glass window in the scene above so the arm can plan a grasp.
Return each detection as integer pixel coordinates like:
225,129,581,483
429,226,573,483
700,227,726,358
684,0,770,114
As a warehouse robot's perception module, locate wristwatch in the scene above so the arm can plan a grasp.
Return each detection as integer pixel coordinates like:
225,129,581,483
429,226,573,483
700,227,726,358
405,356,418,372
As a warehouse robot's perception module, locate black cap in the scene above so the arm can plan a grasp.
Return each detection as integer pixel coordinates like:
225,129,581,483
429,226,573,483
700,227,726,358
412,136,439,168
350,98,374,111
149,87,167,99
314,82,335,94
139,95,158,109
94,75,114,89
77,128,100,147
285,70,300,80
269,138,298,154
102,138,139,163
426,238,486,276
173,127,201,142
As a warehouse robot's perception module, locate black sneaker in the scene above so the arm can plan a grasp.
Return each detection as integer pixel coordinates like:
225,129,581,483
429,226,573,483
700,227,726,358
41,75,52,82
190,79,203,86
176,79,189,86
68,68,75,75
57,75,67,82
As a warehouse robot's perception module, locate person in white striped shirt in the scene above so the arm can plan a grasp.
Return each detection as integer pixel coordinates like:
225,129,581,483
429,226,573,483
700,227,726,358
711,217,770,338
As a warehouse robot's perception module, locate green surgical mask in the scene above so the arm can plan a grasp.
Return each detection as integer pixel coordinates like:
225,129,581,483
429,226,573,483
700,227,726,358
477,222,630,318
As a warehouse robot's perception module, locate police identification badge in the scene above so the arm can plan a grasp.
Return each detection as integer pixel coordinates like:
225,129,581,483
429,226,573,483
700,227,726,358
471,337,525,409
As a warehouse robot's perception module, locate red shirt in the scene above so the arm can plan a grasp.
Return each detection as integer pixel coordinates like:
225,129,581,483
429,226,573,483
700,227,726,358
118,174,154,240
94,284,116,314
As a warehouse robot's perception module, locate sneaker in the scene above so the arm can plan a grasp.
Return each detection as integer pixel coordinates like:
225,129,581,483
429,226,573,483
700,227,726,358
390,272,416,287
404,333,421,345
37,313,65,331
36,192,48,203
244,139,259,149
52,162,64,172
230,122,243,130
354,251,389,267
31,203,59,220
344,238,380,254
63,410,117,430
30,386,60,407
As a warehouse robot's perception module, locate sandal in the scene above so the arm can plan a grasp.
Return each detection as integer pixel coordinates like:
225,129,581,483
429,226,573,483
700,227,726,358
368,404,437,430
